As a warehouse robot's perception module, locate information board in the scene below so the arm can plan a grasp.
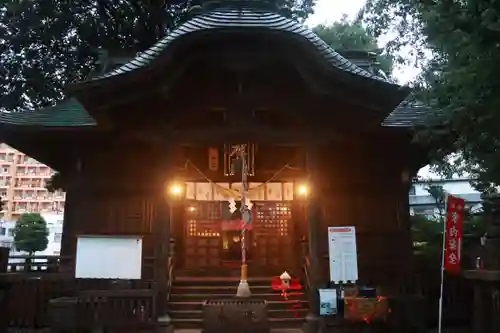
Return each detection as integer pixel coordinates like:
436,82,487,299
319,288,338,316
75,235,143,279
328,226,358,284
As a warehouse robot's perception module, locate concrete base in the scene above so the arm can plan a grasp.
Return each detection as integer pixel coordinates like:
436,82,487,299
157,314,174,333
302,313,322,333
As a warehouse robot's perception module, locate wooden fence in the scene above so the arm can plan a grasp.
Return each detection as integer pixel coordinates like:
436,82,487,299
0,274,156,328
0,254,474,330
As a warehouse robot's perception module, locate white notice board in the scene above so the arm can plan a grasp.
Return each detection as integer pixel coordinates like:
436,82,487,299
328,226,358,284
75,235,143,279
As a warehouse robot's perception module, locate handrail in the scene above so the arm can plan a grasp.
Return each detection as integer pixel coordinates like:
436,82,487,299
303,255,311,291
166,237,176,302
166,256,175,302
300,238,311,291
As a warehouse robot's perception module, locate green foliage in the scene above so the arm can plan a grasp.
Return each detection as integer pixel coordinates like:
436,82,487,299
411,184,447,258
411,214,442,243
0,0,315,112
312,15,394,77
361,0,500,192
411,183,486,259
13,213,49,255
45,172,66,193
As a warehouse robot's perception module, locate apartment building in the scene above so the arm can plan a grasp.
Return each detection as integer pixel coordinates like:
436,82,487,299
0,143,65,221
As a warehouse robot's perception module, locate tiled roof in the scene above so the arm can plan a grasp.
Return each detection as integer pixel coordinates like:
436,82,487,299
382,102,432,127
0,6,429,129
0,98,96,127
86,7,388,83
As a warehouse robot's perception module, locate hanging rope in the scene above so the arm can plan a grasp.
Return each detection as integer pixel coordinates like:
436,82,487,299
239,145,248,266
181,159,300,199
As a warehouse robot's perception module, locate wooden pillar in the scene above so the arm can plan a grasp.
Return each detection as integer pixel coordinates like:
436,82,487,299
304,142,322,332
60,159,82,263
153,147,173,315
154,195,171,314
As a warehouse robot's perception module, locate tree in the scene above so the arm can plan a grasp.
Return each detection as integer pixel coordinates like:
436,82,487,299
425,184,446,221
13,213,49,256
362,0,500,193
410,185,446,259
313,15,394,78
410,214,442,257
0,0,315,112
45,172,66,193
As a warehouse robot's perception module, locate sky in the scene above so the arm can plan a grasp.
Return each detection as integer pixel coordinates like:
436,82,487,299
305,0,421,84
306,0,365,26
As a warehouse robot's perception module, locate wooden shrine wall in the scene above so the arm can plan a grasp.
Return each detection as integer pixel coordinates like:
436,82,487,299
60,144,169,269
58,136,415,285
317,139,414,288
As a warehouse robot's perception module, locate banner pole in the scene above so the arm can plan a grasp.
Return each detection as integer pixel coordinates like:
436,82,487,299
438,193,448,333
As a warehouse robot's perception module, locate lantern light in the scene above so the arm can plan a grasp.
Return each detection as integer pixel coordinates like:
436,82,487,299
169,183,183,196
297,184,309,196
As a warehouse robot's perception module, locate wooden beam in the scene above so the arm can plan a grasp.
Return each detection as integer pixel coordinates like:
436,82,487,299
148,126,346,144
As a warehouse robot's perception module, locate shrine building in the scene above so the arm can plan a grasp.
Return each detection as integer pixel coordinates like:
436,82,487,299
0,0,431,329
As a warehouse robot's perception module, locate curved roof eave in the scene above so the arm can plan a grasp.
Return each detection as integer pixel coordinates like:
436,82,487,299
71,7,396,92
0,98,97,127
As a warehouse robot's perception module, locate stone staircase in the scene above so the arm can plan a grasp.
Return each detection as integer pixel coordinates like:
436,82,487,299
167,275,308,329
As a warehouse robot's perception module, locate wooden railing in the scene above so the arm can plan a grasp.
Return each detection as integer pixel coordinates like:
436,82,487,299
463,270,500,333
7,255,73,273
0,275,156,329
76,288,157,331
3,255,156,279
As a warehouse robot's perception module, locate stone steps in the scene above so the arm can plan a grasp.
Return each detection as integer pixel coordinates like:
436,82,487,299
168,275,308,329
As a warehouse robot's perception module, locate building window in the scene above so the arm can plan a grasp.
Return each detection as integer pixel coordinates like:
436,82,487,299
54,232,62,243
409,185,416,195
0,227,5,236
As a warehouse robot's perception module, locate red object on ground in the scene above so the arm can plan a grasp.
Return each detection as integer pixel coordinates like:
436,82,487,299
270,275,303,317
270,276,302,290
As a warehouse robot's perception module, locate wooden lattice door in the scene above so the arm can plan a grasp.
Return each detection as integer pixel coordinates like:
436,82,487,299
184,201,222,268
254,202,294,271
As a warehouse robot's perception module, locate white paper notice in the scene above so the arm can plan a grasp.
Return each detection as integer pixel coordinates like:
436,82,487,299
328,226,358,284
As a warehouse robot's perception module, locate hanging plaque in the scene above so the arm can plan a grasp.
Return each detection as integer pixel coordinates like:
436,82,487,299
208,147,219,171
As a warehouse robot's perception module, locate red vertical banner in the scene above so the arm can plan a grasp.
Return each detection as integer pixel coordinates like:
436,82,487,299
444,195,465,274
